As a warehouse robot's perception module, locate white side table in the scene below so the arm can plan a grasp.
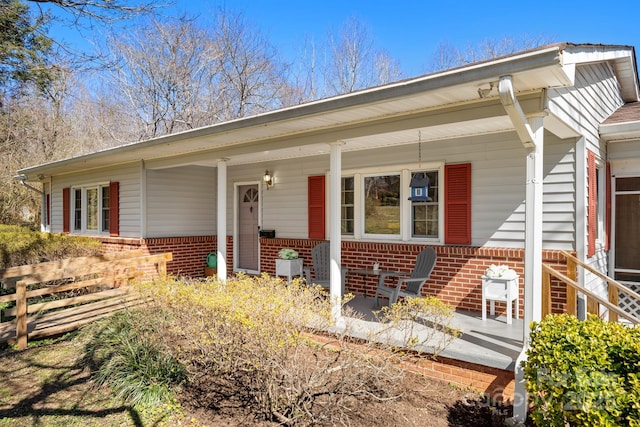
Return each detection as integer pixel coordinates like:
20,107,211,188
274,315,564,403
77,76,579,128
276,258,303,282
481,275,519,324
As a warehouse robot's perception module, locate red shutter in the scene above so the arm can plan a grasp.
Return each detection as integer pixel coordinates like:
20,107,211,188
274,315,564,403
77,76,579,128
445,163,471,245
604,161,612,252
109,181,120,237
308,175,325,239
62,187,70,233
45,193,50,226
587,151,596,258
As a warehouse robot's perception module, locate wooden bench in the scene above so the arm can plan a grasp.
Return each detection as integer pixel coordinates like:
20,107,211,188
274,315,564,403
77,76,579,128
0,251,172,350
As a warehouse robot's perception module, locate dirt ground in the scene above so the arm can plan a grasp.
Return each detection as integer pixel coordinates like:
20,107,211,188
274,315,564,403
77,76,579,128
0,335,512,427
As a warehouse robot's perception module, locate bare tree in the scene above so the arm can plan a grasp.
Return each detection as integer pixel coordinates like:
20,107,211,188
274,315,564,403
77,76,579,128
323,16,402,96
103,11,292,139
212,10,291,121
104,16,219,139
27,0,168,23
427,34,556,72
287,36,321,104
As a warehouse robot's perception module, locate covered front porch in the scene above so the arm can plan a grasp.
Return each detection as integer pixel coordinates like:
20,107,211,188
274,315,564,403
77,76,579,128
346,294,524,372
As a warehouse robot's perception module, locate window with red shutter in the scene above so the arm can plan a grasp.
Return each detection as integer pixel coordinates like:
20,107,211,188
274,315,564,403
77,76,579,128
444,163,471,245
587,151,597,257
308,175,325,239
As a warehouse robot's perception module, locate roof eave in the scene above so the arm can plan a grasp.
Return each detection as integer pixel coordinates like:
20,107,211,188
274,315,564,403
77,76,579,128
19,45,572,180
600,121,640,142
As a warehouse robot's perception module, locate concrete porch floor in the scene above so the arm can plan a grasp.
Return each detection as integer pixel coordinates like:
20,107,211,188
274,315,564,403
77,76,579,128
343,295,524,371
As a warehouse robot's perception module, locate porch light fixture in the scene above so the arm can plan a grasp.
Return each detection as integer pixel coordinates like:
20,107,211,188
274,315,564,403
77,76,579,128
263,170,274,189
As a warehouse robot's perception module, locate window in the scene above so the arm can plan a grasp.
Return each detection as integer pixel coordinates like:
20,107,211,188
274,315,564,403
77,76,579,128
411,170,439,238
307,162,470,244
101,186,110,232
341,177,354,234
73,189,82,231
71,184,113,234
86,188,98,230
364,174,401,236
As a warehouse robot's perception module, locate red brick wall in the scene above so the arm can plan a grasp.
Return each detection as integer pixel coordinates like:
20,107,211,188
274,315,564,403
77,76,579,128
98,235,233,278
261,238,569,316
98,235,569,316
310,332,515,403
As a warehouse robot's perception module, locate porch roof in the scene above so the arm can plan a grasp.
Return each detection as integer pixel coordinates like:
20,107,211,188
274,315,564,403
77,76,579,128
18,43,638,180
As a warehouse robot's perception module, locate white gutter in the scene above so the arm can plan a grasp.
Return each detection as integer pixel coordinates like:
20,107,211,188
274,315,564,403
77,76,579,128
498,75,545,425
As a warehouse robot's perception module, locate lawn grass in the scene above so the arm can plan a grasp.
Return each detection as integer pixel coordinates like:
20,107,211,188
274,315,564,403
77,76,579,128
0,333,185,427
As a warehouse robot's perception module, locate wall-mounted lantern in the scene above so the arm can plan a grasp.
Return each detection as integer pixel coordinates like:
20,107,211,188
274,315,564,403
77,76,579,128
263,170,274,189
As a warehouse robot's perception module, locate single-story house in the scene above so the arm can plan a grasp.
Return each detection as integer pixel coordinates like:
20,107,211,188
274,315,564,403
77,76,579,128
15,42,640,418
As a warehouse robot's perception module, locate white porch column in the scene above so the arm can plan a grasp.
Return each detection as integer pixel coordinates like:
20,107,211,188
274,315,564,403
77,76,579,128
329,142,343,321
513,114,544,422
217,159,228,282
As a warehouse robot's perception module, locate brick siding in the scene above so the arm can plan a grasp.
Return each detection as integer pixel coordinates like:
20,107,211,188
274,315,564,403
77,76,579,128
97,236,569,316
261,238,569,316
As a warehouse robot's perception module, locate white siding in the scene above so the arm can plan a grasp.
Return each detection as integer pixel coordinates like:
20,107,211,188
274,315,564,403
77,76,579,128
146,166,216,237
50,162,141,237
228,159,327,237
549,62,624,157
550,62,626,297
245,131,576,249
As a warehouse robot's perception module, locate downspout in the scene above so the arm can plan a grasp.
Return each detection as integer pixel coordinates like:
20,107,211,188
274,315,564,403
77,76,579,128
498,75,545,425
13,174,46,232
13,174,44,195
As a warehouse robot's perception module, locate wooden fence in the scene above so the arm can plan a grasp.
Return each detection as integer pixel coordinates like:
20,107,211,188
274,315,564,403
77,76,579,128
0,251,172,350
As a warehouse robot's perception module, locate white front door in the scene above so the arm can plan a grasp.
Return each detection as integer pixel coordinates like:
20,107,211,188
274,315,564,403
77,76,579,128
237,184,259,273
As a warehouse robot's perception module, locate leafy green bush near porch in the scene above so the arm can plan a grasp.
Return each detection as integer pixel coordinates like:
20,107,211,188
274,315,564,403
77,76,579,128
0,224,101,269
88,274,458,425
523,314,640,427
80,308,186,408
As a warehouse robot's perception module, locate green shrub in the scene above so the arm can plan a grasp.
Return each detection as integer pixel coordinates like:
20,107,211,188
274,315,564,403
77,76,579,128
523,314,640,426
0,224,101,268
80,308,186,407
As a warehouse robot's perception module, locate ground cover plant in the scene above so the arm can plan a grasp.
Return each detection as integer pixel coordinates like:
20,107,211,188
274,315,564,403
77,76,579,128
0,273,512,426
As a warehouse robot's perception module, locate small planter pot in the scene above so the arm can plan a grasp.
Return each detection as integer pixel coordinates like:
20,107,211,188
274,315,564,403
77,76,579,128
276,258,303,281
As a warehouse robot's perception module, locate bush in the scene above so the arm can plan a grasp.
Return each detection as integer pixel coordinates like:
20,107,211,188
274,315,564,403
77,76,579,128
523,314,640,427
0,224,101,269
80,308,186,407
135,274,458,425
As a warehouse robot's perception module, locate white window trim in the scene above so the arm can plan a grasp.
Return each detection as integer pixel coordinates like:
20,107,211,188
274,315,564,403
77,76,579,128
330,161,444,243
71,182,111,235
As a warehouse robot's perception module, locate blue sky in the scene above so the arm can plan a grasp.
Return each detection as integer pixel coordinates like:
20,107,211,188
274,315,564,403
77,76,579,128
168,0,640,76
48,0,640,78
